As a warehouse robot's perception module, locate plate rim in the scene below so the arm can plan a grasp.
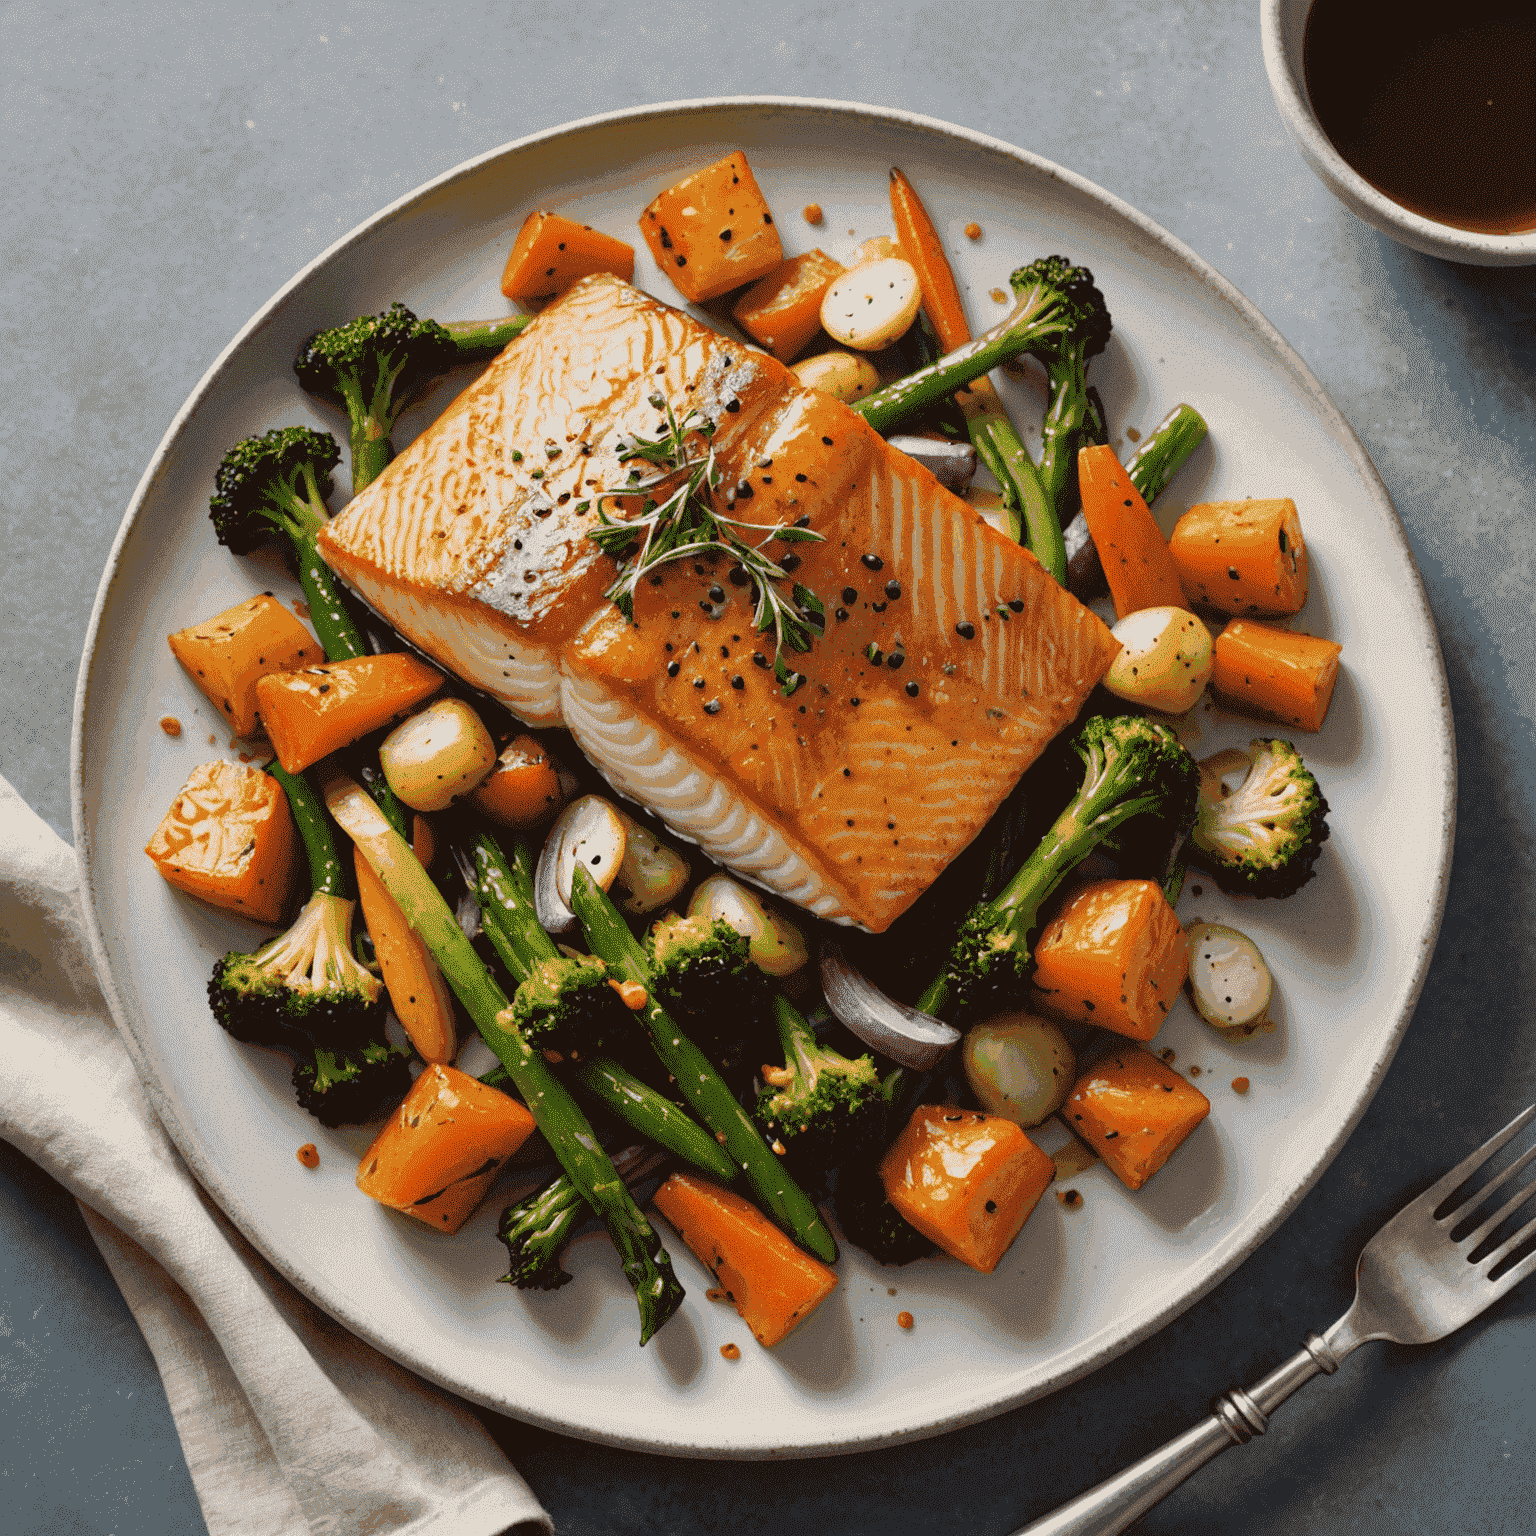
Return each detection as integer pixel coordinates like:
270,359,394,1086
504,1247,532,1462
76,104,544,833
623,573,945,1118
70,94,1457,1458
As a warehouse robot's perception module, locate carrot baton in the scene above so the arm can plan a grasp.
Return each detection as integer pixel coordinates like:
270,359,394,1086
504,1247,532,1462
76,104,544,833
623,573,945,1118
1077,443,1188,620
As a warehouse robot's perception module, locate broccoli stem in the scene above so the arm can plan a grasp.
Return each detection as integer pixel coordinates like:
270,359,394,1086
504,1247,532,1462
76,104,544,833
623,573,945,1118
325,780,683,1344
962,385,1066,583
852,314,1047,436
443,315,532,361
265,761,347,898
1126,403,1209,503
771,993,821,1084
1036,340,1093,520
470,834,737,1183
350,431,394,499
276,464,369,661
570,865,839,1265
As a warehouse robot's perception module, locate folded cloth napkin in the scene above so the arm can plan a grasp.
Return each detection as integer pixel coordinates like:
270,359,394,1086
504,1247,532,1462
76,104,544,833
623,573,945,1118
0,774,550,1536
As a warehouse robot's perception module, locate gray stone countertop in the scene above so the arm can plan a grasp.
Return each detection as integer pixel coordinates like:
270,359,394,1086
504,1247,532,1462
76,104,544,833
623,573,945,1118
4,3,1534,1532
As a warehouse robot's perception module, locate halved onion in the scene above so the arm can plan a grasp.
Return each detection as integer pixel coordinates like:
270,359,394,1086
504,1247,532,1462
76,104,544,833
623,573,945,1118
534,795,626,935
819,941,960,1069
614,811,690,915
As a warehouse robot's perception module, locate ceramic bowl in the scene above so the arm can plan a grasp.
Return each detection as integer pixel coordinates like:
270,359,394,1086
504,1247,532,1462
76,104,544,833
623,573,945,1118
1261,0,1536,267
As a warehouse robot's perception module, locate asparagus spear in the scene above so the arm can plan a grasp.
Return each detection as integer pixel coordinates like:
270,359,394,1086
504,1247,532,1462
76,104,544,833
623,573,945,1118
323,775,683,1345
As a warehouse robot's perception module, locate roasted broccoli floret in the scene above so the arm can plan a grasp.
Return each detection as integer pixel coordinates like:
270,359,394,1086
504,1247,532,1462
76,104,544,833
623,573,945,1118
209,889,385,1053
293,303,458,493
208,760,406,1127
207,425,366,663
509,953,631,1060
646,913,775,1073
1026,260,1113,520
754,998,883,1186
1187,738,1330,898
855,254,1111,439
833,1161,937,1267
292,1039,412,1128
928,715,1200,1017
497,1171,586,1291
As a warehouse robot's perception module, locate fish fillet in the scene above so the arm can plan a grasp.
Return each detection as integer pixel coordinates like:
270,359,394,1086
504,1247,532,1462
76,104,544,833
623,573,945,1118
320,275,1117,930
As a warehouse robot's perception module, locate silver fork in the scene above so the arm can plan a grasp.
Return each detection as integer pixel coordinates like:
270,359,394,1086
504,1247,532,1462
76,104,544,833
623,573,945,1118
1012,1104,1536,1536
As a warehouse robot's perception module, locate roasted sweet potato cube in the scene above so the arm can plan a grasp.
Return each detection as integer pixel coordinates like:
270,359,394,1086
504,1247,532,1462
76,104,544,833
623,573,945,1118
254,652,444,774
356,1065,537,1235
144,760,300,924
1031,879,1187,1041
731,249,844,361
653,1171,838,1347
500,210,635,299
639,151,784,303
167,594,319,737
1064,1048,1210,1190
879,1105,1054,1273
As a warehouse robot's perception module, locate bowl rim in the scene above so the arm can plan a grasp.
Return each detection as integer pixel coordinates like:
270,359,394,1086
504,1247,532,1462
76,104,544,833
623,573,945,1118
1259,0,1536,267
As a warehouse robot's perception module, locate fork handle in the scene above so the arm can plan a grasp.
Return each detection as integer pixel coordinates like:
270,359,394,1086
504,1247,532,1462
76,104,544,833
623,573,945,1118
1009,1334,1343,1536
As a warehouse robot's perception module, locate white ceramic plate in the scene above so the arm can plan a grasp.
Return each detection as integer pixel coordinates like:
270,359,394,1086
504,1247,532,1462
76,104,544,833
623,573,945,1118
72,99,1454,1458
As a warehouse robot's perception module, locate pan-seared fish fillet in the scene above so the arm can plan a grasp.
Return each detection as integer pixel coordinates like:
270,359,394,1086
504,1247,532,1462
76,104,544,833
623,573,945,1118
320,275,1117,930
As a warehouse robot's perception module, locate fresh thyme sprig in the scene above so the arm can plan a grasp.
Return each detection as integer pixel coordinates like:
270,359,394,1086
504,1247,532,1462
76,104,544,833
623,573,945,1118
585,397,826,695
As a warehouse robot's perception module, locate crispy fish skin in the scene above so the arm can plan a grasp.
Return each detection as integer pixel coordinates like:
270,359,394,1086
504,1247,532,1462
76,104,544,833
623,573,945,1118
320,275,1118,930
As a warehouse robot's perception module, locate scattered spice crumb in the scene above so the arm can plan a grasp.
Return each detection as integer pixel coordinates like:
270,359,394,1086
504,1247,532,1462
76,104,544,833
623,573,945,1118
1057,1189,1083,1209
1189,1065,1203,1078
1161,1047,1176,1063
159,715,182,737
613,979,648,1010
989,287,1008,303
238,752,253,763
706,1287,728,1302
896,1311,915,1330
1126,425,1142,442
887,1287,898,1296
803,202,823,225
720,1342,741,1360
296,1143,319,1168
292,599,310,619
848,227,856,236
207,733,217,744
964,222,982,240
1232,1076,1251,1095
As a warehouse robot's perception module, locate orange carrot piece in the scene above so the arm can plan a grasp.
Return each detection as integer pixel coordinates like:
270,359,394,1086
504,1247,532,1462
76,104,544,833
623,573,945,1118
1212,618,1342,732
1063,1047,1209,1190
356,1064,537,1234
879,1106,1054,1273
653,1171,838,1347
889,166,971,351
499,211,635,300
468,733,568,828
1078,444,1189,620
638,152,784,303
1030,879,1187,1042
354,845,456,1063
1169,498,1309,616
254,653,444,775
167,594,319,738
145,760,301,924
730,250,844,361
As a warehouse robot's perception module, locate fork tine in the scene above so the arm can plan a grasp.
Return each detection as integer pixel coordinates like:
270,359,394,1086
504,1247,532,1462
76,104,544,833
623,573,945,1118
1476,1205,1536,1276
1455,1145,1536,1247
1423,1104,1536,1216
1486,1241,1536,1302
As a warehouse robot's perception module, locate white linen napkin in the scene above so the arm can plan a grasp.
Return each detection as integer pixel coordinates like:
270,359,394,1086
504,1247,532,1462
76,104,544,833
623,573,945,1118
0,773,551,1536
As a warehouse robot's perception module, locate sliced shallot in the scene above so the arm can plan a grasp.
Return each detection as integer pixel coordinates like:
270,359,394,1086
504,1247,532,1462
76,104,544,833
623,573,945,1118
819,940,960,1070
534,795,626,935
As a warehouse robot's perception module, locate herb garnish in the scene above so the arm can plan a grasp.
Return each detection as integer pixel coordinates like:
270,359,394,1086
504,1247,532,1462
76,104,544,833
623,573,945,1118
587,397,826,695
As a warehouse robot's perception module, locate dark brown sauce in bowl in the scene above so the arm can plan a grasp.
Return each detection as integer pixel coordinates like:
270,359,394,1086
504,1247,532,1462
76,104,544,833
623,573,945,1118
1303,0,1536,235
